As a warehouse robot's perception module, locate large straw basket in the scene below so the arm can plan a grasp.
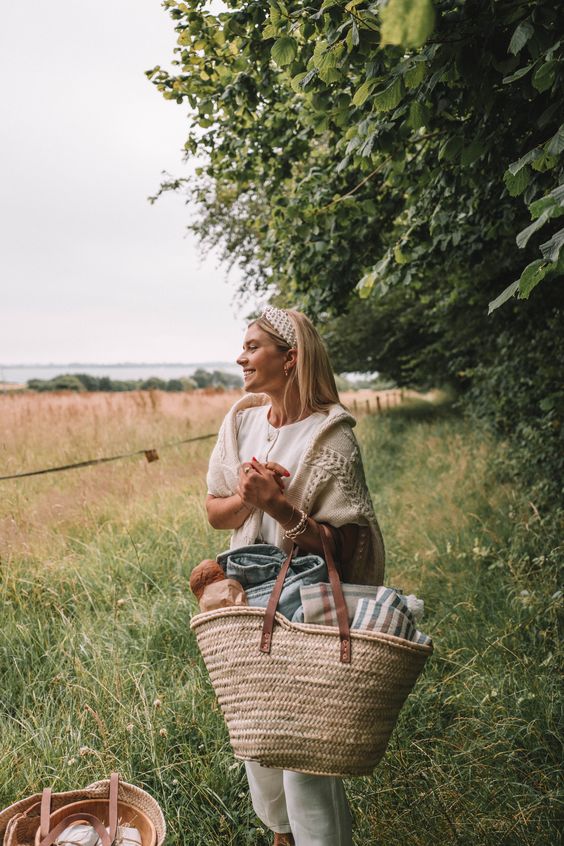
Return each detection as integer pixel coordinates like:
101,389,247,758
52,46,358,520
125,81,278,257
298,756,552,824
0,774,165,846
191,525,433,778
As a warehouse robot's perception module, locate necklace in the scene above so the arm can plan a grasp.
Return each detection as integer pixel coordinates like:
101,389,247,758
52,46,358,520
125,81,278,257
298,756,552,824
265,408,280,459
266,417,277,442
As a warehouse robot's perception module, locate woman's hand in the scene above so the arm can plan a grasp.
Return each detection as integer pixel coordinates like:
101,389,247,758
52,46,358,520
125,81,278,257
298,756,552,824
237,458,292,516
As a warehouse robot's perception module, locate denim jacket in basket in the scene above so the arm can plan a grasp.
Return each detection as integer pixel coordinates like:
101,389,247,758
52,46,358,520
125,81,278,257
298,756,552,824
216,544,327,622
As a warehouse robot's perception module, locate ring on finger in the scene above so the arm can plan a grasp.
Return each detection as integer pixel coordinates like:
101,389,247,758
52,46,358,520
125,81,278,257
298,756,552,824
243,465,252,475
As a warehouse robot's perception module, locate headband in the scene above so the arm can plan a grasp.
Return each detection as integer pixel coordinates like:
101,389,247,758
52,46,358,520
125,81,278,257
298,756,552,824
262,306,297,348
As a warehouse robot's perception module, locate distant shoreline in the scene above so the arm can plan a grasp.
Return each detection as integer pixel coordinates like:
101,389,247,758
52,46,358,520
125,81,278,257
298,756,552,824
0,361,234,369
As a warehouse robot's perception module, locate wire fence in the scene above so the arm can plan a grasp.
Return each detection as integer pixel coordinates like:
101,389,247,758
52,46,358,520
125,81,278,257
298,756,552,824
0,433,218,482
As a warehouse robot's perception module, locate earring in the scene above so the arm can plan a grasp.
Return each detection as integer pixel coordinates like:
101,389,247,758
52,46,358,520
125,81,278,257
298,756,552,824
284,366,290,377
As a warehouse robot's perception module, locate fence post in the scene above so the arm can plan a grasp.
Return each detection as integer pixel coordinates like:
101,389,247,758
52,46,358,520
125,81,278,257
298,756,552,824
376,396,381,413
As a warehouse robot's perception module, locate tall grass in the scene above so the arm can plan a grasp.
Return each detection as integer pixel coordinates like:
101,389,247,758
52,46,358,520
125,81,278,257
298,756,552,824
0,394,560,844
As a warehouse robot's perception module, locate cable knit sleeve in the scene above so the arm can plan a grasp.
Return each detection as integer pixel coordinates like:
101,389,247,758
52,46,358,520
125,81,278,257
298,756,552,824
305,423,385,585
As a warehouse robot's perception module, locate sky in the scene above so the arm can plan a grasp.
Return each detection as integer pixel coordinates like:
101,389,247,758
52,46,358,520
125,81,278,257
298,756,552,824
0,1,250,364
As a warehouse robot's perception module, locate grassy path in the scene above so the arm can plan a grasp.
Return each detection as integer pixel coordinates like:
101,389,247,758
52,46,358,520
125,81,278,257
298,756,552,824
0,400,560,844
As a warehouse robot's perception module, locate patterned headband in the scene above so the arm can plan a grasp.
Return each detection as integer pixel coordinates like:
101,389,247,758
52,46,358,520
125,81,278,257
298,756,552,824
261,306,297,348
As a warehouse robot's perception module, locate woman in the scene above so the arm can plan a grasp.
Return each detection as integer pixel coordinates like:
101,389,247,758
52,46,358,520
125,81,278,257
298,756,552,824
205,306,385,846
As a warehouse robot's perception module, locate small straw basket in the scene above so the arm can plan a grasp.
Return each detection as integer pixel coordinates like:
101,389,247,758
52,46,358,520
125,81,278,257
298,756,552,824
191,524,433,777
0,774,165,846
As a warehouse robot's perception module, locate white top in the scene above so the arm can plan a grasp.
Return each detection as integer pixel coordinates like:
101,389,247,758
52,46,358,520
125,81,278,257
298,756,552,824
235,405,326,545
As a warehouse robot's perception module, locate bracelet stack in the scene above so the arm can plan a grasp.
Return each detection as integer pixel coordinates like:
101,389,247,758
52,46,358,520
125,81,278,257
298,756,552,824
283,508,309,540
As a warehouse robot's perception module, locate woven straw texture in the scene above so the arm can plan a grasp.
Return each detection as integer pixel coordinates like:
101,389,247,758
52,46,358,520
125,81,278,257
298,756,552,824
191,606,433,777
0,779,166,846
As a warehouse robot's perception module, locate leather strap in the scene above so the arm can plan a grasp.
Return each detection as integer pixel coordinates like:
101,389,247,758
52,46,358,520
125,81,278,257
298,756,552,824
260,545,298,653
37,772,119,846
38,812,112,846
318,523,351,663
39,788,52,841
108,771,119,843
260,523,351,663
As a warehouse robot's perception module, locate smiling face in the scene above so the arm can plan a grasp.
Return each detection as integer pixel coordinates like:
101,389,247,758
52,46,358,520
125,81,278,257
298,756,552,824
236,324,290,394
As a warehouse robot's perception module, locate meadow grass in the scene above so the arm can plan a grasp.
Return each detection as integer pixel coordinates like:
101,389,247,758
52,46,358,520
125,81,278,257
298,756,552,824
0,391,560,845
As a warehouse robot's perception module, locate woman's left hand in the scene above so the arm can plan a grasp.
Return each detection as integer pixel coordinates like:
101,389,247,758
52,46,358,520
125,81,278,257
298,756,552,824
237,458,289,514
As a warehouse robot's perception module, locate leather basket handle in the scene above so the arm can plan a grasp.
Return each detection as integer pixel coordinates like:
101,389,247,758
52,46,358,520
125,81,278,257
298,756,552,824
260,523,351,663
38,772,119,846
260,544,298,654
38,812,112,846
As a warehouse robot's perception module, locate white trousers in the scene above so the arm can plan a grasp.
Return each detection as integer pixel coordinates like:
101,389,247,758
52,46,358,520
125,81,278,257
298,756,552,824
245,761,353,846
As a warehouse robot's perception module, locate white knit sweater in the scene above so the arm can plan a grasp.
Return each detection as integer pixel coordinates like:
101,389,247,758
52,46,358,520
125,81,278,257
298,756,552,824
206,393,385,585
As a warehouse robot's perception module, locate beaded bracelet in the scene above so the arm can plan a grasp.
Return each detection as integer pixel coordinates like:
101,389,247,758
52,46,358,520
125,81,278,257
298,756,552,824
284,508,309,540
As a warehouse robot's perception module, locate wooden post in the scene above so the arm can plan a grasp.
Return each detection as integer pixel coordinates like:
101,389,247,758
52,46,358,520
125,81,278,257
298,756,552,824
353,399,357,412
376,396,381,413
366,399,370,413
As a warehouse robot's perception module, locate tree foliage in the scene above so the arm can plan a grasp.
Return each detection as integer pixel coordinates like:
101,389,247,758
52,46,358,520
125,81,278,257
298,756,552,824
148,0,563,493
148,0,563,313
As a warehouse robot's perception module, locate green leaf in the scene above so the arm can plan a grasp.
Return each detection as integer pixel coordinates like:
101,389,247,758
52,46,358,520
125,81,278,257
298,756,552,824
540,227,564,262
394,244,410,264
351,20,360,46
271,37,298,67
502,63,533,84
357,270,376,298
550,183,564,205
380,0,436,49
532,61,556,92
300,68,318,88
516,211,550,249
357,255,391,297
373,77,404,112
528,195,564,221
318,66,343,84
352,79,376,107
404,61,426,89
407,100,429,129
488,280,519,314
504,166,531,196
262,23,278,40
461,140,484,167
508,20,534,56
546,124,564,156
518,259,550,298
291,72,307,93
507,148,541,176
532,149,558,172
268,3,281,25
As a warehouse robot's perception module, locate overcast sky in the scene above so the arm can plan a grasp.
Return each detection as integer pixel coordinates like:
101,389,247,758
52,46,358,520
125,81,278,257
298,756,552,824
0,1,250,364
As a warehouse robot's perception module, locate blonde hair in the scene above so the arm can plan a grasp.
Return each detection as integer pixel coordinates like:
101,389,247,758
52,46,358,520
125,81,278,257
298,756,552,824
251,308,340,420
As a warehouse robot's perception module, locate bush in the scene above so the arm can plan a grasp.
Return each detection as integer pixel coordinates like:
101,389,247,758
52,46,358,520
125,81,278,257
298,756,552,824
191,369,242,389
27,374,86,392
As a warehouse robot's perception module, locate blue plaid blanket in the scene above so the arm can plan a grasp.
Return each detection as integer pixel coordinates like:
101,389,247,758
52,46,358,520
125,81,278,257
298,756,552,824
299,583,432,646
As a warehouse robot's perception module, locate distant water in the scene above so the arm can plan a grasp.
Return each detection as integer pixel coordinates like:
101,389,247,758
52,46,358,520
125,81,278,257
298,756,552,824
0,362,241,385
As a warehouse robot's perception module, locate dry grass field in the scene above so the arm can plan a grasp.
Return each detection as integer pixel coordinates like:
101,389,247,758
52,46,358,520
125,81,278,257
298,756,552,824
0,387,404,561
0,389,235,560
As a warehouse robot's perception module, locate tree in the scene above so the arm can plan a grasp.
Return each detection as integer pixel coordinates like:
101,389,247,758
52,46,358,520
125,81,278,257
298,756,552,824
148,0,563,492
148,0,563,313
